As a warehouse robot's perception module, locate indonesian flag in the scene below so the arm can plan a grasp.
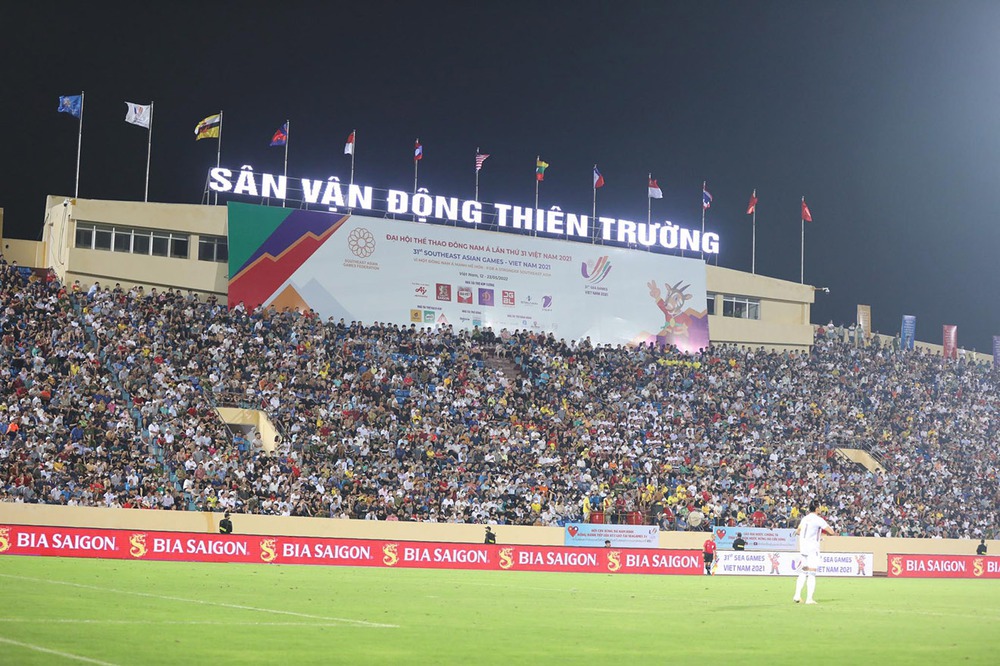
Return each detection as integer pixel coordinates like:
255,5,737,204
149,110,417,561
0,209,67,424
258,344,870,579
801,197,813,222
747,189,758,215
648,178,663,199
344,131,355,155
593,166,605,189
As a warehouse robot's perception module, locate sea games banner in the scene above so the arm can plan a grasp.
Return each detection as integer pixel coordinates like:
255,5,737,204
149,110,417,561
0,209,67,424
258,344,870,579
713,551,873,577
0,525,702,576
887,554,1000,579
226,203,711,352
711,526,798,551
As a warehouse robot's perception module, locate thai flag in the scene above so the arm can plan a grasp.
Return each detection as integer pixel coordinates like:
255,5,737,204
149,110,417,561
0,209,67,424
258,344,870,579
702,183,713,210
593,166,605,189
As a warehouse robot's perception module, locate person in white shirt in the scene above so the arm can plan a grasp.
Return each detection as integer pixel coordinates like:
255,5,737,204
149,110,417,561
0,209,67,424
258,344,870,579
793,500,836,605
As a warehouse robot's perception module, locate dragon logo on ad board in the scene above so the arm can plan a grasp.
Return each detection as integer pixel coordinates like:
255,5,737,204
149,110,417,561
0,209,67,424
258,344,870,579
974,558,984,577
383,543,399,567
347,227,376,258
129,533,147,558
260,538,277,563
607,551,622,572
0,527,10,553
499,548,515,570
890,556,903,577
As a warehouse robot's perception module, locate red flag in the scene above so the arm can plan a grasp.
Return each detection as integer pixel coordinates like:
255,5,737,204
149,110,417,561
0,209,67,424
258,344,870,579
801,198,812,222
747,190,757,215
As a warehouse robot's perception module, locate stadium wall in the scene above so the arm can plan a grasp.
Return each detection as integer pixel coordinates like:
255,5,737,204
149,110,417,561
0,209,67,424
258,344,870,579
1,503,991,574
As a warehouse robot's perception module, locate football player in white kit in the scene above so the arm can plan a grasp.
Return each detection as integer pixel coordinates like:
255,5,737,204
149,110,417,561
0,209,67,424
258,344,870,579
794,501,836,604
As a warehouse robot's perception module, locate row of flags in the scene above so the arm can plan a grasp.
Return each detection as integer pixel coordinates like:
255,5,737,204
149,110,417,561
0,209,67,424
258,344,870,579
60,94,817,221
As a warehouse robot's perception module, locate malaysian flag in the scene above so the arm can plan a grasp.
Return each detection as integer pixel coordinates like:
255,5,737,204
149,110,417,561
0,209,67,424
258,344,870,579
475,151,490,171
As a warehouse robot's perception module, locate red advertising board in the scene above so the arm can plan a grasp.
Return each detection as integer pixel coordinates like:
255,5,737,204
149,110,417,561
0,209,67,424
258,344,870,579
0,525,702,576
887,553,1000,578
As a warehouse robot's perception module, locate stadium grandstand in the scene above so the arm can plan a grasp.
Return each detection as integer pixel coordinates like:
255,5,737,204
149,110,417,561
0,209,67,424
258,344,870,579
1,233,996,540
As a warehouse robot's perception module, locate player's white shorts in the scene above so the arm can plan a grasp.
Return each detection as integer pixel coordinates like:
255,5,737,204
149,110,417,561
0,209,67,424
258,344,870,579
799,550,821,570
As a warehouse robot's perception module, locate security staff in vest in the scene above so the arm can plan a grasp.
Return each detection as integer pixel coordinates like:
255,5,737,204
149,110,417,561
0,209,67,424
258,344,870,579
219,511,233,535
484,526,496,544
977,539,988,555
733,533,747,551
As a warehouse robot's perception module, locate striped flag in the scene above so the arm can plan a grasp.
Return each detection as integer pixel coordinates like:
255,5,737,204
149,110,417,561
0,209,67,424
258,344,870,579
648,177,663,199
702,182,713,209
194,114,221,140
536,158,549,181
344,131,355,155
747,190,758,215
414,139,423,161
475,151,490,171
270,122,288,146
593,166,605,189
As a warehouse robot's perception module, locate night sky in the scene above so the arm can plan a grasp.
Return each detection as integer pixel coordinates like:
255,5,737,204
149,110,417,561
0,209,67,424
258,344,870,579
4,1,1000,351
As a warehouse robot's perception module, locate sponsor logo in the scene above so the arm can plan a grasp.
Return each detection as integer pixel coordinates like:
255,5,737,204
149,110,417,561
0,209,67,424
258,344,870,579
581,256,612,284
414,285,428,297
0,527,10,553
437,314,449,325
499,548,515,570
436,284,451,301
542,295,553,310
607,551,622,572
129,533,147,558
423,310,435,323
383,543,399,567
890,556,903,577
502,290,515,306
974,558,985,577
567,526,579,537
347,227,376,258
410,309,422,323
478,288,494,306
260,538,277,563
457,287,473,304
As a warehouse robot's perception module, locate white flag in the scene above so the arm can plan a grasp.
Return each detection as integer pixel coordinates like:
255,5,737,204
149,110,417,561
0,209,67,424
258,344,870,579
125,102,152,129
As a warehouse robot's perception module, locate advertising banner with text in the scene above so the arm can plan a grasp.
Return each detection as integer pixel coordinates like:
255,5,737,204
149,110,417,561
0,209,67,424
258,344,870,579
563,523,660,548
712,551,873,577
887,554,1000,578
711,525,798,551
0,525,702,576
226,204,710,353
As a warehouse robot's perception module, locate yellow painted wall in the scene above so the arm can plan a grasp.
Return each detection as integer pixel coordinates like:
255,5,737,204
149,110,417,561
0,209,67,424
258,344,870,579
215,407,280,453
1,503,992,574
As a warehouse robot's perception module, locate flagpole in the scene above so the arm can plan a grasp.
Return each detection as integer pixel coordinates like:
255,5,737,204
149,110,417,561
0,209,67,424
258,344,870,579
800,196,805,284
214,110,223,205
592,164,597,226
282,119,289,208
647,172,652,227
414,138,419,194
75,91,85,199
534,155,540,212
701,180,707,259
751,188,756,274
350,129,356,189
144,102,153,202
475,147,480,202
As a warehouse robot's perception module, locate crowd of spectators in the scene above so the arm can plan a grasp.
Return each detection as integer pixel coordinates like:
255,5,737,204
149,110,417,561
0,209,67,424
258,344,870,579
1,260,997,540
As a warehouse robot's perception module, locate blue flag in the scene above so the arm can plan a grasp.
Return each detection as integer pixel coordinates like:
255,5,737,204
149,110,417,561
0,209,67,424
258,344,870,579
270,122,288,146
58,95,82,119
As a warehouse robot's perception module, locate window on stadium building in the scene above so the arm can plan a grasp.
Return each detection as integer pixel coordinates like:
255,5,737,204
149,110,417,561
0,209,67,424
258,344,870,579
74,222,190,259
198,235,229,263
706,293,717,316
721,295,760,320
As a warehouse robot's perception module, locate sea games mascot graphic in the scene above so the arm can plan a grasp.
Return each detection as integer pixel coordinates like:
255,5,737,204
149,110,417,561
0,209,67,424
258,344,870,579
648,280,694,347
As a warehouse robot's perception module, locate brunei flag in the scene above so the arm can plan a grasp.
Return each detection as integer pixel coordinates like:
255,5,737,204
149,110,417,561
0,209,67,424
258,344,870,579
536,158,549,181
195,114,221,141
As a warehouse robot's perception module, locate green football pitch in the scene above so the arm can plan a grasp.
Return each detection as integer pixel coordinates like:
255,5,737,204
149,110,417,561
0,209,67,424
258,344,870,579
0,556,997,665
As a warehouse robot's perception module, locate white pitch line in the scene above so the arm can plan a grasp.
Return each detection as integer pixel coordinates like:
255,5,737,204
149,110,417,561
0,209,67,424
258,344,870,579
0,635,121,666
0,618,352,627
0,573,397,629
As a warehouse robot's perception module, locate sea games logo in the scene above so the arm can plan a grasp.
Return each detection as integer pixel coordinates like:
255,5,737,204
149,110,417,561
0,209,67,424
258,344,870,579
581,256,612,284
